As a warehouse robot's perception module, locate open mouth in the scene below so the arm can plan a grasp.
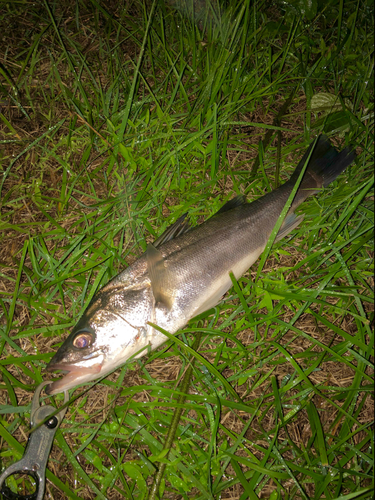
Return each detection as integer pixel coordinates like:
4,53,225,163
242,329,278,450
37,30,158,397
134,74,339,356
45,362,103,395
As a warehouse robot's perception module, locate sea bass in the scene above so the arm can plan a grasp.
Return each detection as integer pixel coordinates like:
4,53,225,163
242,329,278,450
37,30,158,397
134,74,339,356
46,136,355,395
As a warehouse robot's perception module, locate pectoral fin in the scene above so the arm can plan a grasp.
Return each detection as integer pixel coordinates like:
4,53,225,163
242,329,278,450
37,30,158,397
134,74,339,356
146,244,173,310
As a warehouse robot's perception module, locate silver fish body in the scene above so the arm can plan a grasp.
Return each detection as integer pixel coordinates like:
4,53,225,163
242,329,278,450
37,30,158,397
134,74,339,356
46,136,355,395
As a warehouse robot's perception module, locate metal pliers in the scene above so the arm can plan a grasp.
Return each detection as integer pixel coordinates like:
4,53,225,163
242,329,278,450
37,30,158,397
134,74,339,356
0,381,69,500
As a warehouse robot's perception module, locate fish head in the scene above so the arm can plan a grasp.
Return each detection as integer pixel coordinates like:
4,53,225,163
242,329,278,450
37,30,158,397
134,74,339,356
45,283,154,395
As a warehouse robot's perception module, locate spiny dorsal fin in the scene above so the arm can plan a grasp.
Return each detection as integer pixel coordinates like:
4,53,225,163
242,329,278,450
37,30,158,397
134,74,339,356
146,243,173,310
153,213,191,248
153,197,246,247
215,195,247,215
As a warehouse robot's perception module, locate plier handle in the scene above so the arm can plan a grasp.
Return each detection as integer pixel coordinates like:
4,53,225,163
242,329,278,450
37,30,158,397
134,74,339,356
0,381,69,500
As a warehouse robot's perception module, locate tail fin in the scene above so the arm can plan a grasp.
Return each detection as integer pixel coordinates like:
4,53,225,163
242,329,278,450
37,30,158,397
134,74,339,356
291,135,356,207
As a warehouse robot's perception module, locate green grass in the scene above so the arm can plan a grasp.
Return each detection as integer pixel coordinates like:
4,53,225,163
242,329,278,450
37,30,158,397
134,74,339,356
0,0,373,498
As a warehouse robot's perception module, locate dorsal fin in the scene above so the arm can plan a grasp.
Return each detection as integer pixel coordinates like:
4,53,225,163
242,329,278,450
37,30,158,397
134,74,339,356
146,244,173,310
215,195,246,215
153,213,191,248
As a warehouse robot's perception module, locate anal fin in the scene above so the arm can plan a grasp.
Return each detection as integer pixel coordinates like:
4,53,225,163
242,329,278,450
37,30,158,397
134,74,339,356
275,213,304,242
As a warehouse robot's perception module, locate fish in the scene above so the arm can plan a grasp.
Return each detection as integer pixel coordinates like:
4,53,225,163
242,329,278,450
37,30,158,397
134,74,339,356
45,135,356,395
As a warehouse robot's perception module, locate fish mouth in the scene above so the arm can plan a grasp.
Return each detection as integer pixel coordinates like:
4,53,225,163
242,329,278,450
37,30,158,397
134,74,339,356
45,360,103,395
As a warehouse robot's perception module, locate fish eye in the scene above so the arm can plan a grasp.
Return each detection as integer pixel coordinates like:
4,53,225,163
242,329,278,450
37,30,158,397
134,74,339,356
72,332,93,349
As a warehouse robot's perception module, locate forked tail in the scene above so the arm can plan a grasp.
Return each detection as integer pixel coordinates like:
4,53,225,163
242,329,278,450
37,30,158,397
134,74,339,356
274,135,356,241
291,135,356,207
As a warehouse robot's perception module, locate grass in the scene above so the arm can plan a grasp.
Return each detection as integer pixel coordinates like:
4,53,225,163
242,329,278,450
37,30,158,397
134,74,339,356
0,0,373,498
